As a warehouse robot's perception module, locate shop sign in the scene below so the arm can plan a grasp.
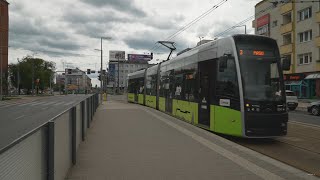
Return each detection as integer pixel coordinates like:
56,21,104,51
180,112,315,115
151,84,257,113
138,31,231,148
284,74,305,81
257,14,270,27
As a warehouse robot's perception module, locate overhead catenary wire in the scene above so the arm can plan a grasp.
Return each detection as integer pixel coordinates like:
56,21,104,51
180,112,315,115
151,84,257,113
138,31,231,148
150,0,229,52
214,0,319,38
214,1,282,38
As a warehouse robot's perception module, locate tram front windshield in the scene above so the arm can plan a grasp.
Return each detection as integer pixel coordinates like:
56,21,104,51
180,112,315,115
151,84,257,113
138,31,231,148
239,57,285,102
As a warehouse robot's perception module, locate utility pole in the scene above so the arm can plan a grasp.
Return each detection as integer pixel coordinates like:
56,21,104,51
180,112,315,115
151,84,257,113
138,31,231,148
31,53,37,96
17,58,20,95
100,38,103,93
65,68,68,95
117,54,120,94
50,72,52,95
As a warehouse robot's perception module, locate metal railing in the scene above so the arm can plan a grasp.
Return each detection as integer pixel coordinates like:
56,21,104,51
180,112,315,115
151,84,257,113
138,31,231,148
0,93,101,180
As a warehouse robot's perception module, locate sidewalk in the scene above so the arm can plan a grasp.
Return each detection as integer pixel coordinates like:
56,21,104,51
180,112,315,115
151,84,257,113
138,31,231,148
66,98,315,180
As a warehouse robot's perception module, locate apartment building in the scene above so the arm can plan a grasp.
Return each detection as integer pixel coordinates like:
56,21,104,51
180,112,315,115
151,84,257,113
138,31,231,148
254,0,320,98
107,60,152,89
56,68,92,93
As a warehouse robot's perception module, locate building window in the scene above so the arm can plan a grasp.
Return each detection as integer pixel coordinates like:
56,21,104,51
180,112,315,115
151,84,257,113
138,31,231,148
298,30,312,42
283,33,292,45
298,7,312,21
272,20,278,27
298,53,312,65
282,12,292,24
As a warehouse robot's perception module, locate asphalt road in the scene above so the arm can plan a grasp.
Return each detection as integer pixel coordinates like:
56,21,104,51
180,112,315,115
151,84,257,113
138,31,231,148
0,94,91,151
289,110,320,127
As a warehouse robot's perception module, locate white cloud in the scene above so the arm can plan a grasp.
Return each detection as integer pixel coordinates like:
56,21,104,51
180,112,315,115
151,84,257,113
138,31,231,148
7,0,261,74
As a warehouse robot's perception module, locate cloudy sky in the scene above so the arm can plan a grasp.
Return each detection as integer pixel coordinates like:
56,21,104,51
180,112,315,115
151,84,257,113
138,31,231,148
7,0,261,85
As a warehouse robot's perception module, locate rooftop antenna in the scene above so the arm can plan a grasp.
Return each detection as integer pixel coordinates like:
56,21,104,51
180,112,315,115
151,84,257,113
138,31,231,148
157,41,176,60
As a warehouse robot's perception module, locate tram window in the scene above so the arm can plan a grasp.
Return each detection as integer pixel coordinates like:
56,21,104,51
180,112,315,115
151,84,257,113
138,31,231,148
216,57,239,97
146,74,157,96
184,63,198,102
174,73,184,100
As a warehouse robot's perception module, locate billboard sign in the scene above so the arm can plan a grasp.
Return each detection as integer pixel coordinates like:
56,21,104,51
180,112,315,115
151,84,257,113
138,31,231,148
257,14,270,28
109,51,125,61
128,54,152,62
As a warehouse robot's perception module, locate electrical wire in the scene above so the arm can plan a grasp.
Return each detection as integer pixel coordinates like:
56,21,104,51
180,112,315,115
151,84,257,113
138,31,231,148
215,0,319,37
214,2,282,37
150,0,229,52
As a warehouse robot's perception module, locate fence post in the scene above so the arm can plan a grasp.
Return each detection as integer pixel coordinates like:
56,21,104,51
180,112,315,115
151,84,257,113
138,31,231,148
71,107,77,165
87,98,90,128
47,121,55,180
81,101,85,141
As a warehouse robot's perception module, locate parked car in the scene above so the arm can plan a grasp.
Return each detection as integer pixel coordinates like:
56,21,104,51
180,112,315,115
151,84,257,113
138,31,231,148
286,90,298,110
307,101,320,116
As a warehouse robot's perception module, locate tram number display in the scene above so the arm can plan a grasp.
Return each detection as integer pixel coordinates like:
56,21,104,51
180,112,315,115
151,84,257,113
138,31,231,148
253,51,265,56
239,50,274,57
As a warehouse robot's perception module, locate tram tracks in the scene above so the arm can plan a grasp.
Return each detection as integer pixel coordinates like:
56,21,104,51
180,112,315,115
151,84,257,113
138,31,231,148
228,123,320,177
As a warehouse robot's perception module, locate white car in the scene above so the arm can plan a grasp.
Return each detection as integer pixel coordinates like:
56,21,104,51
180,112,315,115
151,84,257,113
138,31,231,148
307,101,320,116
286,90,298,111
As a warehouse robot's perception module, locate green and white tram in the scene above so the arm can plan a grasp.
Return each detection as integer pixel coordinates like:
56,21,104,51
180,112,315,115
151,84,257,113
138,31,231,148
127,34,291,137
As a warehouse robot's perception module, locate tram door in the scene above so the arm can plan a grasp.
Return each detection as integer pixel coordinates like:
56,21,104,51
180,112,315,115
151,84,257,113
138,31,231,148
198,60,215,127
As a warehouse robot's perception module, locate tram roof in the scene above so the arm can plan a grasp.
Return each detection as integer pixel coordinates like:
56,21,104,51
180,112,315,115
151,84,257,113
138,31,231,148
128,68,145,79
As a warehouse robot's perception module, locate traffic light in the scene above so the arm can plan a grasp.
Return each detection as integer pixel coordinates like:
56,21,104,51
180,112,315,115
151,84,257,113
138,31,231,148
102,70,106,74
87,69,91,74
98,75,101,81
67,69,72,74
150,52,153,60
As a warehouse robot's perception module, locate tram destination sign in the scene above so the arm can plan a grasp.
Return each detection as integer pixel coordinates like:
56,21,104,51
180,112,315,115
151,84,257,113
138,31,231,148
239,49,274,57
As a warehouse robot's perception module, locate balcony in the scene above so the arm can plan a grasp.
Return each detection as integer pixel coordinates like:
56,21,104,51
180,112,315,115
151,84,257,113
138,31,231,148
280,44,292,54
281,3,293,14
316,11,320,23
280,23,293,34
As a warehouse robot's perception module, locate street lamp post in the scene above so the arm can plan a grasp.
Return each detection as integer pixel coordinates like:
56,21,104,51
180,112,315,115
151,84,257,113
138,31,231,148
117,55,120,94
31,53,37,96
17,58,20,95
100,37,111,93
233,25,247,34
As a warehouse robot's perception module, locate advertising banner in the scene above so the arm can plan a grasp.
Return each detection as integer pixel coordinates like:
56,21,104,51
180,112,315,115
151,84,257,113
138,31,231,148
257,14,270,28
128,54,152,62
109,51,125,61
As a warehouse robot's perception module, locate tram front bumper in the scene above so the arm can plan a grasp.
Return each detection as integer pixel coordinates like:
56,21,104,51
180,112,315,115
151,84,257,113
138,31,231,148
245,112,288,137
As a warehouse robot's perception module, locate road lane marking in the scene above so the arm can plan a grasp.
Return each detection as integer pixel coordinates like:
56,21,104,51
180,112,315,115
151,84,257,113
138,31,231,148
64,101,76,106
15,115,25,120
30,101,48,106
142,108,284,180
53,101,65,106
41,101,56,106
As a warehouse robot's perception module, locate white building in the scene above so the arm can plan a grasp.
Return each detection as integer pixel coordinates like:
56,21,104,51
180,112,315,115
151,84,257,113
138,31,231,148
107,60,153,90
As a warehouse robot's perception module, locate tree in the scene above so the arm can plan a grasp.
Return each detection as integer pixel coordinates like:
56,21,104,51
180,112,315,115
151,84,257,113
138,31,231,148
8,56,55,94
